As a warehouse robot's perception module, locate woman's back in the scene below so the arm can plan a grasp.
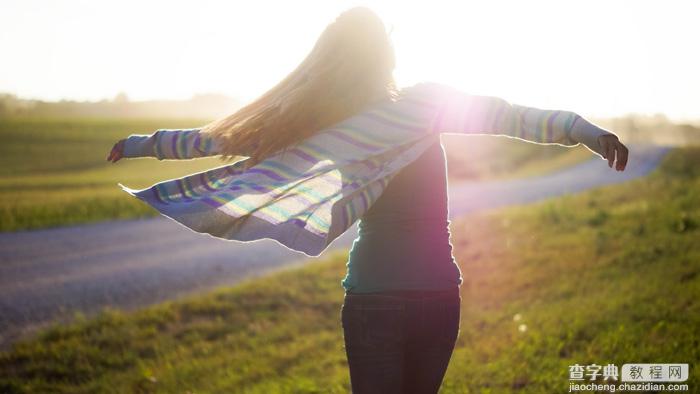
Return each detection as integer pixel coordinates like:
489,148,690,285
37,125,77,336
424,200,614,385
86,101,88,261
341,133,463,294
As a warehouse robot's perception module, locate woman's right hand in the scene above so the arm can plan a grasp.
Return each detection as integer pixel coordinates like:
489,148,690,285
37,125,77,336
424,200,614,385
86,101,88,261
107,139,126,163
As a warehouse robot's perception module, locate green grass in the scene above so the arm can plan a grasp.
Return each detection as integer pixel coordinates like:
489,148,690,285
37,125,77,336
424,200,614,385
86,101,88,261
1,117,592,232
0,117,238,231
1,146,697,393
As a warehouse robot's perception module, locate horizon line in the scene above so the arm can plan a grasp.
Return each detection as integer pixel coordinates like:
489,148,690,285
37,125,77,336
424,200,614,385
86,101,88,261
2,90,699,125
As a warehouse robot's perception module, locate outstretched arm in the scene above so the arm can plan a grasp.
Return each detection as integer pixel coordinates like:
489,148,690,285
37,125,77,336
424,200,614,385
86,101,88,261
107,128,223,162
415,82,628,170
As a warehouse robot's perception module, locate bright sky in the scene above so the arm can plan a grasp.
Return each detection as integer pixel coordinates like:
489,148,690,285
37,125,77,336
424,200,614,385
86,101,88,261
1,0,698,121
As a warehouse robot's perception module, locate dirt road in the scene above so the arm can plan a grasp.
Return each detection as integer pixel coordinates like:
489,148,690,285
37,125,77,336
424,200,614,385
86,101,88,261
0,144,671,347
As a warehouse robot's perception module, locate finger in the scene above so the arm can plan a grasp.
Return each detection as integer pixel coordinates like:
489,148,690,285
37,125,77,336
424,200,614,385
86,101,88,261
617,143,629,171
109,143,122,162
606,142,615,168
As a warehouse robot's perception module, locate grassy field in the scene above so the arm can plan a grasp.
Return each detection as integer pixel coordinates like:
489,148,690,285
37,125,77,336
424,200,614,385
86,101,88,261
0,117,592,232
0,117,234,231
0,146,697,393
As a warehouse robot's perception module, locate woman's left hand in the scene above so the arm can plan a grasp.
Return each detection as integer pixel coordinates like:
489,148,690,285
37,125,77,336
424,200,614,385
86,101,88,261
598,134,628,171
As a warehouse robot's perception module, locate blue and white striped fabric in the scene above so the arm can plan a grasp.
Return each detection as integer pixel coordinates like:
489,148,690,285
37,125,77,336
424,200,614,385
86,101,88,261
119,82,610,256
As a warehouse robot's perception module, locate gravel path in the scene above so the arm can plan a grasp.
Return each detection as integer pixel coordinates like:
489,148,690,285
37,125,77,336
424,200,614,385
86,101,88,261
0,143,671,347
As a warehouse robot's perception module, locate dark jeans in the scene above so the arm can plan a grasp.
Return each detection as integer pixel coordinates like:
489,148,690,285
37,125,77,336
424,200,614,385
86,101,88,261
341,287,461,393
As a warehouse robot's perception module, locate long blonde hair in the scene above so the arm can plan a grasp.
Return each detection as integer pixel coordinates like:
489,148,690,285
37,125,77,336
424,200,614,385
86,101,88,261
201,6,399,168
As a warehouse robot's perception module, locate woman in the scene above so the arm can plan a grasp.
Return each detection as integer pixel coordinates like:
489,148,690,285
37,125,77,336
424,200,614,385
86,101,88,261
108,7,628,393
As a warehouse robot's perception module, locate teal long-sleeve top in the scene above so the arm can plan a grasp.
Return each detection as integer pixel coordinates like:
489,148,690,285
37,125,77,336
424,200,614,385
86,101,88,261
341,134,463,294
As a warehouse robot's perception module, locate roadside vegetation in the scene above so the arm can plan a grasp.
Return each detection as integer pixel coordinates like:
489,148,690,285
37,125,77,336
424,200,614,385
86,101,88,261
1,146,697,393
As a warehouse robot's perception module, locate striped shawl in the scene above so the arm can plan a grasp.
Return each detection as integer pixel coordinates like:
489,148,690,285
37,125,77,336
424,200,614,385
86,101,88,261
119,82,610,256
